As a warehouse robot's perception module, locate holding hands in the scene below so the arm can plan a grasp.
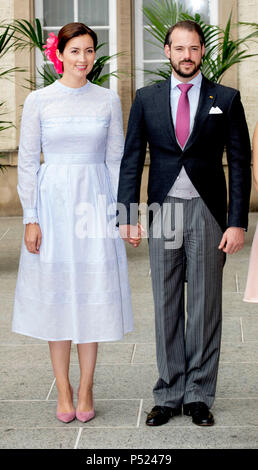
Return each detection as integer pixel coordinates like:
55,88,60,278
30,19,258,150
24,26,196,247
218,227,245,254
119,223,245,253
119,222,145,248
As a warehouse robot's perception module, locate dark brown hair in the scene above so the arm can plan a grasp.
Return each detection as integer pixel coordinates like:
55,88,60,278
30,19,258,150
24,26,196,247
164,20,205,47
57,22,98,52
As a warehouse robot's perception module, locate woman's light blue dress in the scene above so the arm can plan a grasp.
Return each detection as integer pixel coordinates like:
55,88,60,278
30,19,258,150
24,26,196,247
12,80,133,343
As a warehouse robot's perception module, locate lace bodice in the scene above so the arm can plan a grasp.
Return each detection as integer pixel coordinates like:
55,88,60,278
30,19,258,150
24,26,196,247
17,80,124,224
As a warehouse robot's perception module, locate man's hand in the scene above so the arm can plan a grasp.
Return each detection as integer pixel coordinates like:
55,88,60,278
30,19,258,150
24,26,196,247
24,223,42,254
119,223,145,248
218,227,245,254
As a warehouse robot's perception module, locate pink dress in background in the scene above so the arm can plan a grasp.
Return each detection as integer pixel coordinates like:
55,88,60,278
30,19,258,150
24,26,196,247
243,222,258,303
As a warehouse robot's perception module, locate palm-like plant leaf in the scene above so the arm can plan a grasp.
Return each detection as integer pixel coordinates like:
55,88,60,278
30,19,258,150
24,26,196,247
0,25,16,56
0,102,14,131
0,26,17,173
206,13,258,82
238,22,258,33
35,64,59,87
0,66,26,79
0,25,25,79
0,101,14,173
144,63,171,83
0,122,12,132
88,50,124,84
143,0,184,47
9,19,44,51
0,154,8,173
180,12,221,49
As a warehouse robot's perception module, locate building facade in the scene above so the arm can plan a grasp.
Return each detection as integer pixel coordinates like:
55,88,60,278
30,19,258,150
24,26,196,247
0,0,257,216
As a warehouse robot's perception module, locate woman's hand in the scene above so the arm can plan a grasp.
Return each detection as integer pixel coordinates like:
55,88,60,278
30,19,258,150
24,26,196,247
24,223,42,254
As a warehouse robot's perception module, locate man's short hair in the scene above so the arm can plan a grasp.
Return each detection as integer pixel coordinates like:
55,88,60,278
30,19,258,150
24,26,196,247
164,20,206,47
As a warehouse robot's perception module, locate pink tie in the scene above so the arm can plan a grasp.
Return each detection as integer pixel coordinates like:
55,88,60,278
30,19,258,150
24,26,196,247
176,83,193,148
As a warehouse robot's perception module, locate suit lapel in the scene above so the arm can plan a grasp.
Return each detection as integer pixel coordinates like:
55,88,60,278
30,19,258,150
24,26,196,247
154,78,180,149
184,76,216,151
154,75,217,152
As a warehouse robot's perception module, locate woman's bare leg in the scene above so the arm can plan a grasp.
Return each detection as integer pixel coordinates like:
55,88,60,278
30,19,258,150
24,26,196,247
77,342,98,412
48,340,75,413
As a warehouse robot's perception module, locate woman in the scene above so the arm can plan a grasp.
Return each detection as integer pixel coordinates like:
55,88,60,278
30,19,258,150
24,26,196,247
12,23,137,423
243,121,258,303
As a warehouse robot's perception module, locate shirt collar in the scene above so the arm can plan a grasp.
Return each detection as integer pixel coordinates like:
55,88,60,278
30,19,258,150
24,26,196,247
171,71,203,90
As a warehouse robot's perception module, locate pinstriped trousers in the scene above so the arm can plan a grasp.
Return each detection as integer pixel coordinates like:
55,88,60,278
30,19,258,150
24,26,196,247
148,196,225,409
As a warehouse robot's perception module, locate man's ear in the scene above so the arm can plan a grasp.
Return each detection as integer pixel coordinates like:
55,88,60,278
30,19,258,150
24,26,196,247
164,44,171,60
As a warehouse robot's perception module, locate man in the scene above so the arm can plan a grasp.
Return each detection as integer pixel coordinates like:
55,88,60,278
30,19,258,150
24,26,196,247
117,21,251,427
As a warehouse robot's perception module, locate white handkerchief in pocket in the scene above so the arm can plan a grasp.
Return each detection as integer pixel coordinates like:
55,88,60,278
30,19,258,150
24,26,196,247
209,106,223,114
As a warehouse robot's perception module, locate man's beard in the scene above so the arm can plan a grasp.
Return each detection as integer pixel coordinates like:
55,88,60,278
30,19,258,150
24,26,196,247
170,58,202,78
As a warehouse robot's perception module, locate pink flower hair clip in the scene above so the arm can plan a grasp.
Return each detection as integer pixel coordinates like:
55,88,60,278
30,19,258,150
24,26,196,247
43,32,63,75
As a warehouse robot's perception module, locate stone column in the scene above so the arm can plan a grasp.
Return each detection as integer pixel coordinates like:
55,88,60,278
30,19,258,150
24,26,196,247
238,0,258,209
219,0,238,89
0,0,32,216
218,0,258,210
116,0,134,132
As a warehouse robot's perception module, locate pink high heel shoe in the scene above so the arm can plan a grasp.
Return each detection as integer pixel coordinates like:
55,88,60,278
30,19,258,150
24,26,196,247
56,386,76,423
76,409,95,423
76,387,95,423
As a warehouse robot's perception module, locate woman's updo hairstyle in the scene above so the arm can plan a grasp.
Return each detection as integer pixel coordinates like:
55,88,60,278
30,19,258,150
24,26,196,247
57,22,98,53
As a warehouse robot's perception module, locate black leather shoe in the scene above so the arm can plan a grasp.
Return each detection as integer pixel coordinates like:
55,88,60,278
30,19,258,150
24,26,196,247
146,405,182,426
183,402,214,426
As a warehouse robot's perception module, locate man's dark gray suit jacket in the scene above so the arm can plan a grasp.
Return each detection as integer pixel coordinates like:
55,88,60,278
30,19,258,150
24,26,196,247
117,75,251,232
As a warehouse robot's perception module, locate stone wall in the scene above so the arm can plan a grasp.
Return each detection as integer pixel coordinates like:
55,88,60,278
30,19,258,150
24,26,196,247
0,0,16,215
0,0,33,215
0,0,15,151
238,0,258,209
238,0,258,139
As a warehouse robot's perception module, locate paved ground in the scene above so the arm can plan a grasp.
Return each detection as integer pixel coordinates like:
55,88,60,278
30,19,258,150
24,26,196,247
0,214,257,450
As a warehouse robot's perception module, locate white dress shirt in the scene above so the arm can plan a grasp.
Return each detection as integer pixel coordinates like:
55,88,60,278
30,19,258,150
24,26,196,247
167,72,202,199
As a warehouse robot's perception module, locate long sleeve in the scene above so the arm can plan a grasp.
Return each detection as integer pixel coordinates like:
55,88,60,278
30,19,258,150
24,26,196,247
17,91,41,225
105,90,124,201
225,91,251,230
117,90,147,225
